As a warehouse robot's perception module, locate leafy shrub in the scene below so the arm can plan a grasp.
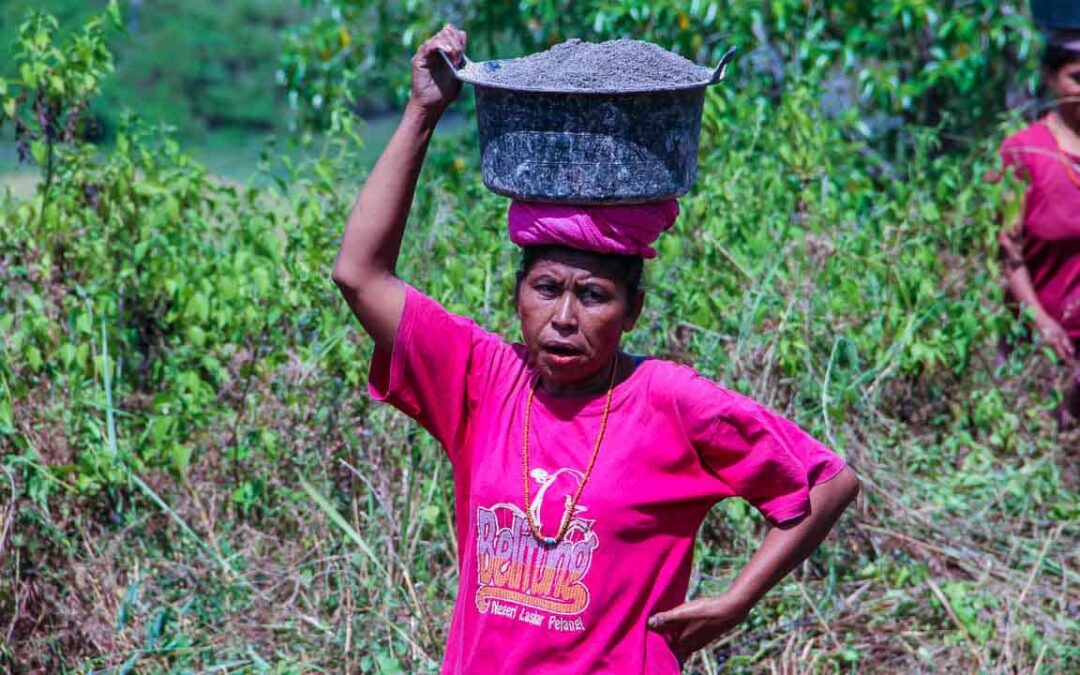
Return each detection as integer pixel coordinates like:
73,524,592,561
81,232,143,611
282,0,1039,144
0,0,307,139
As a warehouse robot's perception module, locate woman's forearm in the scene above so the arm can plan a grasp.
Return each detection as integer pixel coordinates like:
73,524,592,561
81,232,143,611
997,190,1048,318
1004,264,1049,319
333,103,437,287
1000,219,1043,315
725,467,859,609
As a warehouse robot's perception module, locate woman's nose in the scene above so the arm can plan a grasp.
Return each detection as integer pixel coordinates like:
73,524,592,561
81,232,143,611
551,293,577,330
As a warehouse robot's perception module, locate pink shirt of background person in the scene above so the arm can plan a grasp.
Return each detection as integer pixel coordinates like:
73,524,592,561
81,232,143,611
370,285,846,674
1001,118,1080,339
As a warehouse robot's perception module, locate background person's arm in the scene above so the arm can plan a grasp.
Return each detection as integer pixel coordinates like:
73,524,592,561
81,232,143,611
648,466,859,664
998,190,1075,361
331,25,466,352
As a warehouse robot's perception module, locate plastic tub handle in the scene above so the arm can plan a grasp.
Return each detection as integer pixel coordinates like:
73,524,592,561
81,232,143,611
709,46,737,86
439,48,469,76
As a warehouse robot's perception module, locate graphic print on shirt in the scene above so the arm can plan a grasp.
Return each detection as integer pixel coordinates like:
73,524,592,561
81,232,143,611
474,467,599,631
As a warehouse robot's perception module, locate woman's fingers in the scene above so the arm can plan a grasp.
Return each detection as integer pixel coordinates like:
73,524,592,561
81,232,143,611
1061,335,1076,360
440,25,467,66
414,25,466,65
1036,317,1075,362
647,599,714,628
1049,329,1075,361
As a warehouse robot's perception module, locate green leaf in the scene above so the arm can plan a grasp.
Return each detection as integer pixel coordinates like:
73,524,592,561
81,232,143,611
170,443,192,474
186,324,205,347
107,0,123,28
30,141,47,166
25,345,43,371
0,399,13,434
186,292,209,322
421,504,440,524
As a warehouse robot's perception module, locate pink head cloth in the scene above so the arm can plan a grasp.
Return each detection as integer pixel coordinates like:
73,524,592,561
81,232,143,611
507,199,680,259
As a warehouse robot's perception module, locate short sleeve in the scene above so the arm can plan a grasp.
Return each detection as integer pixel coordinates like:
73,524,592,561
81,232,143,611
368,285,509,463
676,370,846,526
999,132,1037,185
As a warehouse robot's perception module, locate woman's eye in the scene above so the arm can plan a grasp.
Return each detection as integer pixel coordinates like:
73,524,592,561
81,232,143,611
1071,73,1080,86
579,288,606,303
535,283,559,297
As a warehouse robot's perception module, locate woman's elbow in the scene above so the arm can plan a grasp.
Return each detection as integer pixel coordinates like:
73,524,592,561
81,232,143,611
837,466,860,506
332,260,380,294
331,264,361,292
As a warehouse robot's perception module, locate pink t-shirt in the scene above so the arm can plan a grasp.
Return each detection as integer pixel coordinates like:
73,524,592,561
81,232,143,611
369,286,846,674
1001,119,1080,338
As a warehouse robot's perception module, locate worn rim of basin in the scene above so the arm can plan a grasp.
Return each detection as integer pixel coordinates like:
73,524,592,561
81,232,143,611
443,47,736,94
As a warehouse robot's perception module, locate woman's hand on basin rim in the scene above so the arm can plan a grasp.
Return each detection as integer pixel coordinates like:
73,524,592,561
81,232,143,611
409,24,467,120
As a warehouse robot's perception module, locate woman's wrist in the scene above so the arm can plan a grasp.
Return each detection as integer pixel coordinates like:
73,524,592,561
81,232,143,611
1033,307,1056,326
403,99,443,132
719,584,761,616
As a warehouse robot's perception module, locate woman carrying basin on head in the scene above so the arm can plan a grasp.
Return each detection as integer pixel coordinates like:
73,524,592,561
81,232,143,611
332,25,859,673
998,31,1080,426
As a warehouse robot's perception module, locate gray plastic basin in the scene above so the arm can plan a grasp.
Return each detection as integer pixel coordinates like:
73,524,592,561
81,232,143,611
448,47,735,204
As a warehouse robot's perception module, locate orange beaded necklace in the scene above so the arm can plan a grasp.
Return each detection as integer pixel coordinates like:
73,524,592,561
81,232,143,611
521,355,618,548
1046,114,1080,189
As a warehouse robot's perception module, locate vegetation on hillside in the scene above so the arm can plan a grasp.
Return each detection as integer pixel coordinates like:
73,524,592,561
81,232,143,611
283,0,1040,144
0,2,1077,672
0,0,306,139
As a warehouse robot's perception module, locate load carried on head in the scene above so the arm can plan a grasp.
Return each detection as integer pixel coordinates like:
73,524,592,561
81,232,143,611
448,38,735,205
446,37,734,256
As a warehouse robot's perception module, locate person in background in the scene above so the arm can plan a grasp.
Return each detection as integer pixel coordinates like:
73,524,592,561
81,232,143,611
999,31,1080,426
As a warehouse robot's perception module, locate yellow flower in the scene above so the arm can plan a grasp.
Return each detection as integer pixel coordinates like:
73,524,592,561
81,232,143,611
452,157,466,173
339,26,352,49
677,12,690,30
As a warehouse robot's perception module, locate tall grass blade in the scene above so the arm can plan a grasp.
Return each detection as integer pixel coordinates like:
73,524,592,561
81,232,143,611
299,478,390,579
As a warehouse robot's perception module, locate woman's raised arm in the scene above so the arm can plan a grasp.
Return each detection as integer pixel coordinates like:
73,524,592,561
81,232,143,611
331,25,467,352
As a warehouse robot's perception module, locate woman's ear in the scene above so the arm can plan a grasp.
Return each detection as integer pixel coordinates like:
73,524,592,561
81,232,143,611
1043,65,1057,94
623,291,645,332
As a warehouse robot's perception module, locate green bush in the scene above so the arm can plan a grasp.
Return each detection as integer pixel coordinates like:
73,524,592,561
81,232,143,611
0,0,306,139
1,3,1076,672
282,0,1039,144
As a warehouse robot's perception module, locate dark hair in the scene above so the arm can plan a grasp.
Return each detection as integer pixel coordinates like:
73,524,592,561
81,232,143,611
1042,35,1080,73
514,245,644,301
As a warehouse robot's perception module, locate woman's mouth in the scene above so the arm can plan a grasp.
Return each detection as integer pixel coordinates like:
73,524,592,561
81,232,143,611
540,342,585,367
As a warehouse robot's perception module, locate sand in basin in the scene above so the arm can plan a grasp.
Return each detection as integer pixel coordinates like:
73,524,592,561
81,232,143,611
458,39,711,91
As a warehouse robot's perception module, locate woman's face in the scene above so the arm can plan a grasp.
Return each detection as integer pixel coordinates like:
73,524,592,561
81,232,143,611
517,249,643,394
1048,58,1080,129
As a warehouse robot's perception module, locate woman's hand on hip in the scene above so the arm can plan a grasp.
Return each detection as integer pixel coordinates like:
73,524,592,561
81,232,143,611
1035,311,1075,362
409,24,467,119
647,592,751,664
